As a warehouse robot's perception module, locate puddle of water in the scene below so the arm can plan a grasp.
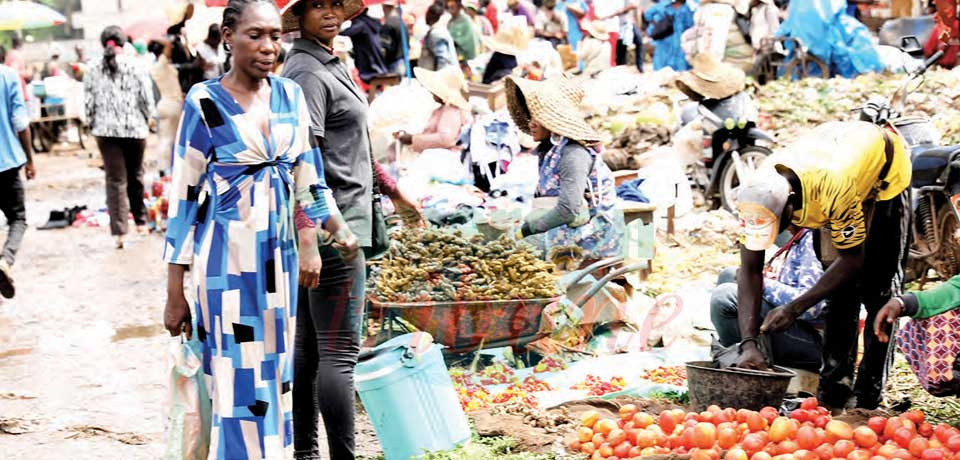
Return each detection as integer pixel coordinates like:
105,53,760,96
111,324,164,343
0,348,33,360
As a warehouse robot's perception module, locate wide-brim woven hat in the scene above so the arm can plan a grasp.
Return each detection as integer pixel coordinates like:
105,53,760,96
505,76,602,143
281,0,365,34
675,53,746,100
414,66,470,110
581,20,610,40
482,23,532,56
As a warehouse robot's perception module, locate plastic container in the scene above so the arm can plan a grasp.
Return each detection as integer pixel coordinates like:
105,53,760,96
685,360,796,411
356,333,470,460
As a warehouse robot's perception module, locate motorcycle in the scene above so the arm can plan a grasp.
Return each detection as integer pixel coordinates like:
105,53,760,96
860,37,960,281
680,91,777,212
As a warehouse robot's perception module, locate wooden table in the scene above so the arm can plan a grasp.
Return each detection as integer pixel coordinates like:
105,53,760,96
31,104,87,152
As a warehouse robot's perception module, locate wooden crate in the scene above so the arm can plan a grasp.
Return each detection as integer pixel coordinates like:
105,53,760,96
467,80,507,111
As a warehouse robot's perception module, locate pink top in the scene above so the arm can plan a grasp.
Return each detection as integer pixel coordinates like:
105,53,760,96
411,105,470,153
295,161,398,230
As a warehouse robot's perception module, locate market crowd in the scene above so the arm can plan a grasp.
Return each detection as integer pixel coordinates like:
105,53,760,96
0,0,958,459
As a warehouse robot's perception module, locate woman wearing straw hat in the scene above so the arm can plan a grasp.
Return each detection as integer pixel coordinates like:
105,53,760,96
481,20,531,84
505,76,623,265
395,66,472,153
279,0,422,458
577,19,613,76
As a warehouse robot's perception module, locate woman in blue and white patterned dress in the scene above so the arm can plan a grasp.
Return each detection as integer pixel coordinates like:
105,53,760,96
161,1,356,458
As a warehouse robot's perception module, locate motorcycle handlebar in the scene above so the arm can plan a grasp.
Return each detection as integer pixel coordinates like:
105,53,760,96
919,50,945,75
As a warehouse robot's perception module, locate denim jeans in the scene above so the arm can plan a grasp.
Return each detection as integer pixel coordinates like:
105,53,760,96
293,245,366,460
709,267,823,372
0,167,26,265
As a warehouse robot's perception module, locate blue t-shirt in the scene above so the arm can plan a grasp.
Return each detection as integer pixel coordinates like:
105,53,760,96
0,65,28,173
563,0,588,50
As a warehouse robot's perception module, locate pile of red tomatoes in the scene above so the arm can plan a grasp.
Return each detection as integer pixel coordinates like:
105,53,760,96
569,398,960,460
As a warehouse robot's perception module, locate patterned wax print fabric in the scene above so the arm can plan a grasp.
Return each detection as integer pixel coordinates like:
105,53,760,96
535,137,623,260
163,76,335,459
897,310,960,396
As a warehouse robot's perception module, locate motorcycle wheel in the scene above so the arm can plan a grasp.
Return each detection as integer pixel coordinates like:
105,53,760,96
718,146,773,213
930,203,960,279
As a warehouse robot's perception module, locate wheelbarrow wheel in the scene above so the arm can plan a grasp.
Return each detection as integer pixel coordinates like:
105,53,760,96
784,54,830,80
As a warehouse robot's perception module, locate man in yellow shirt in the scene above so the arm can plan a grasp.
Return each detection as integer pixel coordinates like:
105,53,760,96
734,121,912,410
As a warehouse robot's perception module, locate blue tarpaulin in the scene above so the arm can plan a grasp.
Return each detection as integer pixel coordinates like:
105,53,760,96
777,0,885,78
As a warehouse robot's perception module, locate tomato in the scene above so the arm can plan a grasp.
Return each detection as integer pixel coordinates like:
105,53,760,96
855,426,880,448
934,425,957,444
620,404,639,421
904,410,925,426
868,417,888,436
743,433,767,454
796,426,818,450
801,397,819,410
569,438,582,450
892,428,914,449
593,432,606,446
796,450,819,460
660,411,679,435
947,435,960,452
778,440,801,455
613,441,632,458
814,444,835,460
885,418,906,440
581,441,596,455
694,422,719,449
910,437,931,457
791,410,812,423
815,416,830,429
596,419,618,436
578,427,595,443
922,449,946,460
771,417,797,443
748,412,769,432
607,428,627,446
753,452,774,460
891,449,911,460
761,407,780,423
582,411,601,428
724,408,739,424
772,454,797,460
634,412,655,429
877,443,899,458
870,457,888,460
834,440,857,458
727,448,751,460
598,444,614,457
628,446,643,458
718,428,738,449
827,421,855,443
920,423,935,438
849,449,873,460
693,448,722,460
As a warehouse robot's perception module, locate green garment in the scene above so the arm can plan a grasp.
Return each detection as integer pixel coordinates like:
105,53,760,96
906,275,960,319
448,13,479,61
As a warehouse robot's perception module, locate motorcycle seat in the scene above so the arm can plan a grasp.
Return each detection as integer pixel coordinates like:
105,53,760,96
912,144,960,188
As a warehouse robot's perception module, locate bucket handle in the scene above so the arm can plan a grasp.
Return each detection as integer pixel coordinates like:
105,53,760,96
401,332,435,368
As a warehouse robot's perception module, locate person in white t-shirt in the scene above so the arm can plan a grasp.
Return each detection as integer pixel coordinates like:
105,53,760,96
195,23,226,80
599,0,643,71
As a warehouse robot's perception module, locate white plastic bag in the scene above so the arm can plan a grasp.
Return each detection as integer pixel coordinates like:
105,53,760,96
164,338,210,460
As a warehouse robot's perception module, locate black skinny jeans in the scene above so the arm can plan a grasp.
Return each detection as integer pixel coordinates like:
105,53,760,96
293,244,366,460
0,166,26,266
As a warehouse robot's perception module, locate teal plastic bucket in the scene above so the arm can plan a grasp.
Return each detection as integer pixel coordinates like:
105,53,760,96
356,332,471,460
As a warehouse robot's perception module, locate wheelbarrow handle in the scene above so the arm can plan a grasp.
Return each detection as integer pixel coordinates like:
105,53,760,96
573,261,649,309
562,256,625,290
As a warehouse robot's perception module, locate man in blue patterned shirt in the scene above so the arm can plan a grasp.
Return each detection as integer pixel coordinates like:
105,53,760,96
710,228,825,372
0,45,34,299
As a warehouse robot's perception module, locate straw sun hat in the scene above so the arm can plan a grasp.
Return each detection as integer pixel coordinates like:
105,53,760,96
581,20,610,41
505,76,602,143
281,0,366,34
414,66,470,110
482,22,532,56
675,54,746,100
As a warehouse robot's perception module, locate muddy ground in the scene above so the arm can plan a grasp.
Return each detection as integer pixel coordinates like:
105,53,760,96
0,142,381,459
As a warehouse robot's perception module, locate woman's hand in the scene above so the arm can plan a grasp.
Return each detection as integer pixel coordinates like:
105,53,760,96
394,130,413,146
874,297,905,343
394,193,425,228
333,230,360,262
298,227,322,288
165,264,192,338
